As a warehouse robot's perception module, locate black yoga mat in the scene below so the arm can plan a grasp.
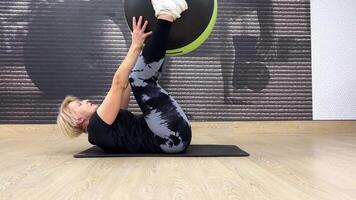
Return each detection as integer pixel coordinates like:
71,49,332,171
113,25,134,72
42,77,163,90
74,145,249,158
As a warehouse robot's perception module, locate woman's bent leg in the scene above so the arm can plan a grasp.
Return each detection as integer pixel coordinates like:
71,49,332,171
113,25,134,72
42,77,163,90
130,64,192,153
129,19,191,153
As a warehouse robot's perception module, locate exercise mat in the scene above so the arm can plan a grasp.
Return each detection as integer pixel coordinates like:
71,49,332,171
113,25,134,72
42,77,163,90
74,144,249,158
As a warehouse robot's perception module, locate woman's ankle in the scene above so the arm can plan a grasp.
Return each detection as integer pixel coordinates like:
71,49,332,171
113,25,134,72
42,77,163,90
157,14,175,22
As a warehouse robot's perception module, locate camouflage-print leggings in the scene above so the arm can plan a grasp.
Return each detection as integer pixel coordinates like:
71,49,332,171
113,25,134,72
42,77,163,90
129,55,192,153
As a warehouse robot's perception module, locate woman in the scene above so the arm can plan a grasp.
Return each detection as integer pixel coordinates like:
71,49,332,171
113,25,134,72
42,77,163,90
57,0,192,153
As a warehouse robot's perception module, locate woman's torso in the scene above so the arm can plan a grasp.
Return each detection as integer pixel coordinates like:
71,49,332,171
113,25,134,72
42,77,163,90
87,109,163,153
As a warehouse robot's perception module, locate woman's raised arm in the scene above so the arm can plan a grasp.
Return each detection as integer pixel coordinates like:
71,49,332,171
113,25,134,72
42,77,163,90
97,16,152,125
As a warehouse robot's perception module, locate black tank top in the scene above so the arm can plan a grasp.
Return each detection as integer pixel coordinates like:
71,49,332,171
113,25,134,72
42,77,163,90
87,109,163,153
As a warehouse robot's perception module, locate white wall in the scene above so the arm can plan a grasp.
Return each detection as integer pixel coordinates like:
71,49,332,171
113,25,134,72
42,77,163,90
312,0,356,120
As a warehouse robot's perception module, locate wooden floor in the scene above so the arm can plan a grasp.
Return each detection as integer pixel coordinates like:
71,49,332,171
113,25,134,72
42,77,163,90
0,121,356,200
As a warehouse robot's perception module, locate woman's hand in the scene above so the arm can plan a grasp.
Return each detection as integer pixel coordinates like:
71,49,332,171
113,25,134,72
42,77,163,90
131,16,152,49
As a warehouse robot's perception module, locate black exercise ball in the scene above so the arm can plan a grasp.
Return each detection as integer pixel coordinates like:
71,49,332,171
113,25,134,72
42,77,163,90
124,0,217,56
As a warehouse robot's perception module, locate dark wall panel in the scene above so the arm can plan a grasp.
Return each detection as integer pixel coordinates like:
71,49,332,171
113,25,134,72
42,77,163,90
0,0,311,123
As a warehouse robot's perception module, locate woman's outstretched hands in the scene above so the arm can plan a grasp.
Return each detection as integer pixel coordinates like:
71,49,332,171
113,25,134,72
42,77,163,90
131,16,152,49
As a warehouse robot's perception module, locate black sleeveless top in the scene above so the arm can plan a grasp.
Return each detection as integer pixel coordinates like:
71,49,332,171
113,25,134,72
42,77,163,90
87,109,163,153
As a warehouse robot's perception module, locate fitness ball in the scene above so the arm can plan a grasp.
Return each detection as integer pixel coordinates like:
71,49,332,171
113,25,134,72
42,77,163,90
124,0,217,56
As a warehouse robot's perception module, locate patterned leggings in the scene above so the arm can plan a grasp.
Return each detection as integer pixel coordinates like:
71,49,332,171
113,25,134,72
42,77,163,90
128,20,192,153
129,56,192,153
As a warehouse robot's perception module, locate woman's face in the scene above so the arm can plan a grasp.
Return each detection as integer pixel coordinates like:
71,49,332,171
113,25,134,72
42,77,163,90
68,99,98,121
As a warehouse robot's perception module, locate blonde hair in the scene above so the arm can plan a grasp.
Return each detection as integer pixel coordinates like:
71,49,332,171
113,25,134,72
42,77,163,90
57,95,87,138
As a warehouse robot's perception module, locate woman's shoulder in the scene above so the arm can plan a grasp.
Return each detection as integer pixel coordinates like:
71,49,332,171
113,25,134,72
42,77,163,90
90,109,135,126
90,111,108,125
88,111,111,133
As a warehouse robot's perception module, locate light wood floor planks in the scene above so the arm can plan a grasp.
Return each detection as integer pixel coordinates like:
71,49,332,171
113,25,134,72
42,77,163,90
0,121,356,200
